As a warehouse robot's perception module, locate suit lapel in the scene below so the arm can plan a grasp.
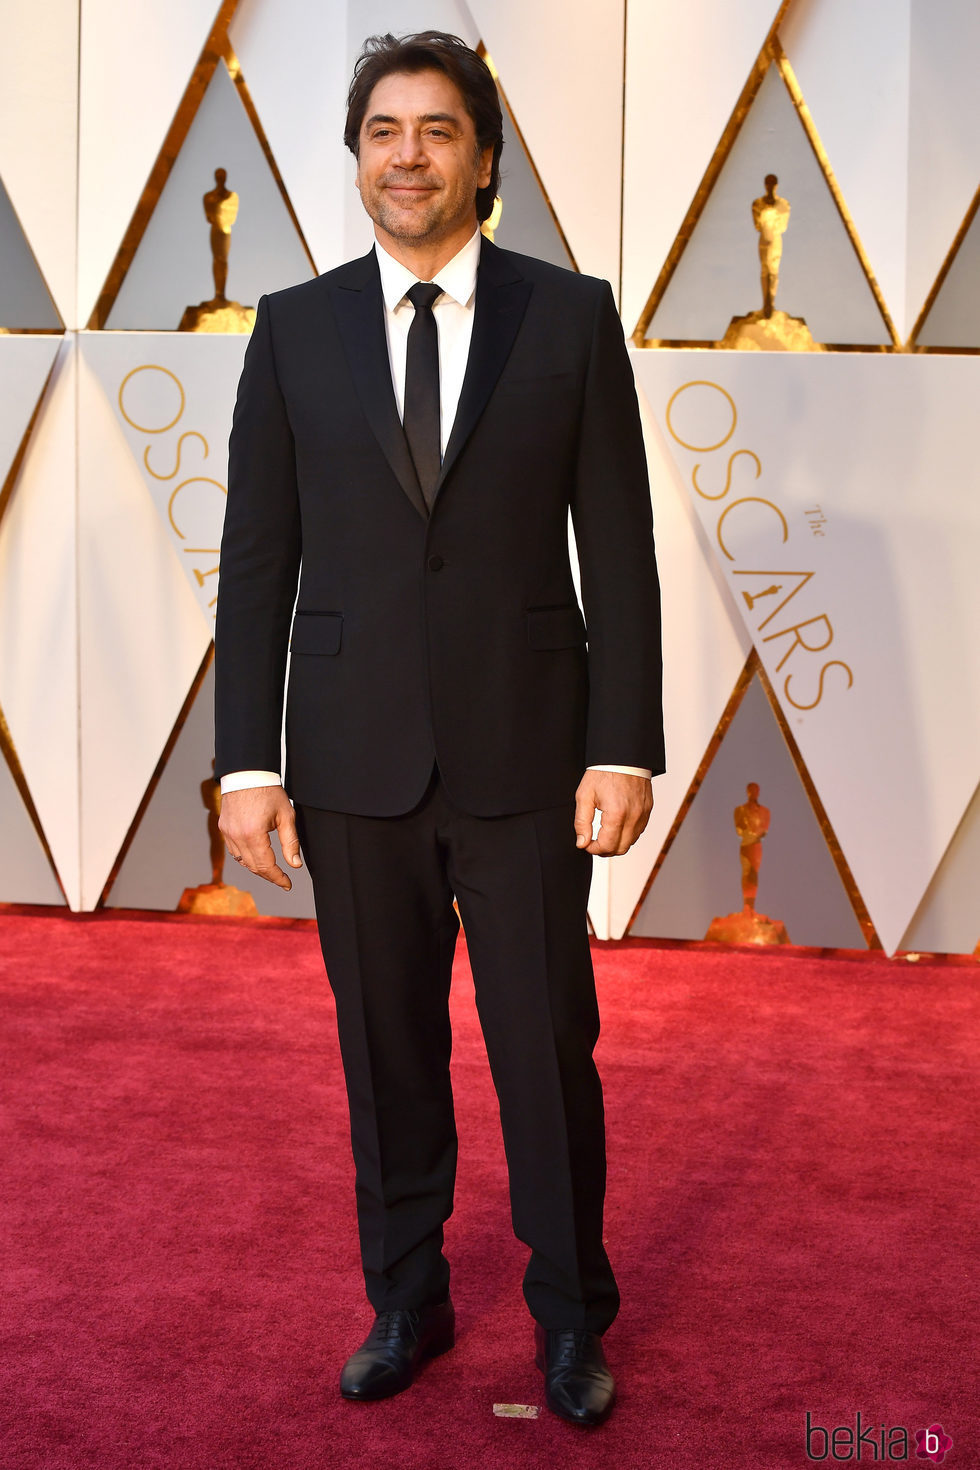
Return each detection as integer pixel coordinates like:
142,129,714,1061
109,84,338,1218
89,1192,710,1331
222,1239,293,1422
327,251,429,523
325,240,533,520
436,238,533,498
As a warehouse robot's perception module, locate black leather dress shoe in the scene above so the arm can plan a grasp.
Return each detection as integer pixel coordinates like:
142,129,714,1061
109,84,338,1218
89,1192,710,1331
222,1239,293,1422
340,1299,455,1401
534,1324,616,1426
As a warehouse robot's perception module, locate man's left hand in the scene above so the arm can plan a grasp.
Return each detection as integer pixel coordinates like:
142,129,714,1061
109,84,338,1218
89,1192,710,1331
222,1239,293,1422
574,771,654,856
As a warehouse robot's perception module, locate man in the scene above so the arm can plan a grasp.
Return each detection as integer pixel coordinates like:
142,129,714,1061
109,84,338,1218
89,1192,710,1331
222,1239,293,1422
215,32,663,1428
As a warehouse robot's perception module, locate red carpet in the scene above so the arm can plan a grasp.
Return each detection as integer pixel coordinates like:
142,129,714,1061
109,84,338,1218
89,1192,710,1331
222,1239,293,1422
1,912,977,1469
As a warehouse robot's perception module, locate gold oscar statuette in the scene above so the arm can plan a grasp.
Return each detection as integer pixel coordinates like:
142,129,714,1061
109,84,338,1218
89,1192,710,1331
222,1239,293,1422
480,195,503,243
705,782,791,945
178,168,256,333
720,175,824,352
177,765,259,917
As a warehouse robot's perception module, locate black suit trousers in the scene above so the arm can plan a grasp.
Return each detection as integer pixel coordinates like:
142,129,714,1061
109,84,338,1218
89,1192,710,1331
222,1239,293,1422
296,759,620,1334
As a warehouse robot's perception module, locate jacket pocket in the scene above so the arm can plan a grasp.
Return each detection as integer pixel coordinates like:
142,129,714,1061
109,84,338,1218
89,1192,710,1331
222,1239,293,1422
290,611,343,655
527,603,587,650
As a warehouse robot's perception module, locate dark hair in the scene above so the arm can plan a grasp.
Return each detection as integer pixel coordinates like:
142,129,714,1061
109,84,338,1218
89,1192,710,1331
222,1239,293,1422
345,31,503,223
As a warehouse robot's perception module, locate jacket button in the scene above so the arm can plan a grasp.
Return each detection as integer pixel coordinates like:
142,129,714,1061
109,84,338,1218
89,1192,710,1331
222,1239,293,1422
427,554,444,571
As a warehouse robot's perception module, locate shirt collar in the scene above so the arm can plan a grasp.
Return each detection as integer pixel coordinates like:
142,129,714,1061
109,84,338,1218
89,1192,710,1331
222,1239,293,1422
375,227,482,312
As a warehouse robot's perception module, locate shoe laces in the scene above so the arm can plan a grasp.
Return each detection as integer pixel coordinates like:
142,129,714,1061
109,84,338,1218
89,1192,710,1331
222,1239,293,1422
374,1310,420,1342
548,1328,598,1364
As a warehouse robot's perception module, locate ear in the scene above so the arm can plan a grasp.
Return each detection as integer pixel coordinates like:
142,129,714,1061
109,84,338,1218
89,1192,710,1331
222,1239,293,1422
477,144,494,191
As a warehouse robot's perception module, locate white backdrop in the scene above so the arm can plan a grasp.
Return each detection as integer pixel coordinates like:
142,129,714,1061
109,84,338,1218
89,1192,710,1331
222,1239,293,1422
0,0,977,955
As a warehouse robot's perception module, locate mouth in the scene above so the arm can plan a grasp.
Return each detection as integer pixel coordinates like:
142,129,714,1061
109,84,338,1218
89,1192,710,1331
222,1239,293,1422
382,181,439,196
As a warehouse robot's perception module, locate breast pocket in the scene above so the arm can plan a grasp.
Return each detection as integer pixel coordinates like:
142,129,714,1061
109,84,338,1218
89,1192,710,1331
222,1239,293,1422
290,611,343,655
527,603,587,650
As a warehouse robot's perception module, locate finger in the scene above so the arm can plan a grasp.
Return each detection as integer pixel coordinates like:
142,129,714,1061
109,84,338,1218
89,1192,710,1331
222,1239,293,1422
249,855,292,890
627,805,654,846
277,807,303,869
613,810,647,854
238,829,292,890
588,807,627,856
585,784,655,855
574,790,598,849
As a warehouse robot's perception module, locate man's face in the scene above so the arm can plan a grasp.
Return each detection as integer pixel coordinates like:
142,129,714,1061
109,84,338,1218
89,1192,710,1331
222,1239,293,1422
355,68,493,249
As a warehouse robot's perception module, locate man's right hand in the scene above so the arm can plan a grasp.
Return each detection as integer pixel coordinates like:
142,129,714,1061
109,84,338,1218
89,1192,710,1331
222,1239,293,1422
218,786,302,891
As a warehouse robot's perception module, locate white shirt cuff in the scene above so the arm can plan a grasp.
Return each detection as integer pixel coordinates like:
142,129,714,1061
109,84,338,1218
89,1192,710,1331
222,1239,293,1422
587,764,653,779
220,766,652,792
219,770,282,794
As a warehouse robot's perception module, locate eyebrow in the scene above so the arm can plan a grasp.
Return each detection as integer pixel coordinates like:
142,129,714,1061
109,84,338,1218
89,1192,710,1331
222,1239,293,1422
364,112,462,129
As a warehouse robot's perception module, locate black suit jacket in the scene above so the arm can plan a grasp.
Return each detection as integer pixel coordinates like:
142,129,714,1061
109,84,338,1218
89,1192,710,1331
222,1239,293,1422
214,237,664,817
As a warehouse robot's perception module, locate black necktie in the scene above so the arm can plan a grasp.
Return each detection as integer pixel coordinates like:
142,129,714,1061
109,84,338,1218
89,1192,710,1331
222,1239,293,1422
403,281,443,511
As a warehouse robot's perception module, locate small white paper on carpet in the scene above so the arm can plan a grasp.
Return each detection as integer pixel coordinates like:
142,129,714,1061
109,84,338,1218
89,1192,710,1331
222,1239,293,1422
492,1404,539,1419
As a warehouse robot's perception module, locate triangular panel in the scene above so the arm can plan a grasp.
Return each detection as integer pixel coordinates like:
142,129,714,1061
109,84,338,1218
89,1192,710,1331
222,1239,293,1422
105,658,316,919
106,57,314,329
636,350,980,955
343,0,478,54
778,0,911,339
631,673,867,948
0,0,79,325
604,366,751,939
228,0,348,274
622,0,789,334
911,188,980,350
77,0,228,326
0,337,62,520
480,51,574,272
905,1,980,345
77,337,218,908
82,331,250,631
0,711,65,907
900,783,980,957
469,1,621,285
0,175,62,329
639,54,892,347
0,340,80,907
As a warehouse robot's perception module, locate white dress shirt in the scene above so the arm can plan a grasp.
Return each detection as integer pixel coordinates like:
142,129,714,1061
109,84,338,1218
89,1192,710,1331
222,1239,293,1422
376,224,480,456
220,231,651,793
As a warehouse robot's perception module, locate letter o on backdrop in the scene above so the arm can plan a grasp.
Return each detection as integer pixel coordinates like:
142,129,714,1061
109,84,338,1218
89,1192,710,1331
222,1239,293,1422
118,365,186,435
665,380,737,453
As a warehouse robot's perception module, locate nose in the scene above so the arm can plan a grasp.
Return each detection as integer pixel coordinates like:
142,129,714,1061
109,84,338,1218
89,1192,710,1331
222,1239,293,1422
391,126,426,169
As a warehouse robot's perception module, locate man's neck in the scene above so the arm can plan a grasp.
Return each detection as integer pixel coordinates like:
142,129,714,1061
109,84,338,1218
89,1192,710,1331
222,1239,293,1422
374,220,480,281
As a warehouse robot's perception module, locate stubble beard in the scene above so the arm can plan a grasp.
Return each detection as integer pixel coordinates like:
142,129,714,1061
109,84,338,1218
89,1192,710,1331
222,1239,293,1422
363,171,478,246
373,193,445,242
